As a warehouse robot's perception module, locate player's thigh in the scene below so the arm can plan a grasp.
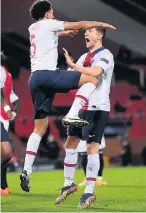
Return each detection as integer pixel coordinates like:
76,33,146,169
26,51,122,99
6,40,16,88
0,122,12,159
78,74,98,87
52,70,81,92
89,111,109,144
29,74,55,120
1,142,12,159
81,110,109,144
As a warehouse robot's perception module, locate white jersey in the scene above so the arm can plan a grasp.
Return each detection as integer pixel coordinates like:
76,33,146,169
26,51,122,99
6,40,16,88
77,48,114,111
28,19,64,72
77,136,106,153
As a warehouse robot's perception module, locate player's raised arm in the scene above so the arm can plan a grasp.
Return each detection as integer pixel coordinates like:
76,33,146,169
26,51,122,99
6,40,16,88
64,21,116,31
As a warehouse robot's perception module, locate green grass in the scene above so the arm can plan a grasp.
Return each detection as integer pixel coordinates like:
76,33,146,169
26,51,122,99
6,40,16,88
1,167,146,212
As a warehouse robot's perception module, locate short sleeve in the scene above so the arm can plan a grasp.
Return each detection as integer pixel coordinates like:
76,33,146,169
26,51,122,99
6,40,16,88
76,54,87,66
95,51,114,73
0,66,6,88
10,90,19,103
48,19,64,32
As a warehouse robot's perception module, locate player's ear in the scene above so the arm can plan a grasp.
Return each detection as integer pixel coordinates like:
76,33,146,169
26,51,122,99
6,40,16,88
97,32,103,40
45,12,49,19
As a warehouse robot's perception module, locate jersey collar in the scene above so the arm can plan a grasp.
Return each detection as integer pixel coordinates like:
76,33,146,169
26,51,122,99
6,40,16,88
92,46,105,55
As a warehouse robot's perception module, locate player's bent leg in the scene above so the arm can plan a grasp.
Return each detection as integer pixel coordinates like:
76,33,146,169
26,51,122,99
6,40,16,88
20,117,48,192
78,74,98,87
78,143,99,209
63,74,98,127
1,142,12,166
55,135,80,204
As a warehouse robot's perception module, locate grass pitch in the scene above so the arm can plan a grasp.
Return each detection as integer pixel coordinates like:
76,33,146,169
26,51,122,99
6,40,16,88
1,167,146,212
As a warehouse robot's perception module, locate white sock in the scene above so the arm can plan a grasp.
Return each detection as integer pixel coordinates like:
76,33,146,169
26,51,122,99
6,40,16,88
66,83,96,117
85,154,100,194
24,133,42,175
64,148,77,186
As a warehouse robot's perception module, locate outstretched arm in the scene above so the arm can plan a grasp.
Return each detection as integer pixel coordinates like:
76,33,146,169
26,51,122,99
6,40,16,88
64,21,116,31
58,30,78,37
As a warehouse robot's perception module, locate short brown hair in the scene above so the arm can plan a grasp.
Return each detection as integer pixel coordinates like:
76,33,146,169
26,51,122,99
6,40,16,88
95,27,106,40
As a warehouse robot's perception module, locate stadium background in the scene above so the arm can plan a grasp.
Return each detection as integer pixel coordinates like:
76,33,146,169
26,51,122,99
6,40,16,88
1,0,146,171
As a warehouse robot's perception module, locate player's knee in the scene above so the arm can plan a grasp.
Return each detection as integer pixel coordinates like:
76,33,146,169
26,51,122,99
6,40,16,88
79,74,98,87
34,123,48,136
87,142,99,154
90,77,98,86
2,144,12,165
65,136,79,149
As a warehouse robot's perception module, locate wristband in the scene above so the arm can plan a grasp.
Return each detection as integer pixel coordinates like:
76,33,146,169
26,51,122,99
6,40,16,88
4,105,11,113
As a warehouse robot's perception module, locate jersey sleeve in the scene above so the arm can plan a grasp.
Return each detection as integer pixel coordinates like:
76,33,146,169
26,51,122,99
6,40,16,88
0,67,6,88
94,51,114,74
76,54,87,66
48,19,64,32
10,90,19,103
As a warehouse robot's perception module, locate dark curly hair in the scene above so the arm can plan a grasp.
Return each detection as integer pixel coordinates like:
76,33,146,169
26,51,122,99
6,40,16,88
29,0,52,21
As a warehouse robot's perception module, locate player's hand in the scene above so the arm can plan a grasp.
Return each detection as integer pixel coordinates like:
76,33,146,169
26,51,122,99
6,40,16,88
7,110,15,121
97,22,116,30
63,48,75,67
65,30,78,37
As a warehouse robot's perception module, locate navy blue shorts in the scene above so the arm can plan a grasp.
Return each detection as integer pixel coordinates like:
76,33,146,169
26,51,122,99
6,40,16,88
1,122,9,142
67,110,109,144
28,70,81,119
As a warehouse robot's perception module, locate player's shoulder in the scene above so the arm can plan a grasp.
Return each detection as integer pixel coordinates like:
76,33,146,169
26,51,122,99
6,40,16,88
76,53,88,65
28,20,50,31
102,49,114,58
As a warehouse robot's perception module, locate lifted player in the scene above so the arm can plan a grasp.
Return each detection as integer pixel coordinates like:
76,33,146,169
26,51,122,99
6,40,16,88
20,0,115,192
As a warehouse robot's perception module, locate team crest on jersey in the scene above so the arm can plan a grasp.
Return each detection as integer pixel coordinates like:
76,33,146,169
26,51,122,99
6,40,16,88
90,58,94,64
100,58,109,64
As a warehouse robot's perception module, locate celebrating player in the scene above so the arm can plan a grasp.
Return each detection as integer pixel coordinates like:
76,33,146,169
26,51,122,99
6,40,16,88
20,0,116,192
55,27,114,208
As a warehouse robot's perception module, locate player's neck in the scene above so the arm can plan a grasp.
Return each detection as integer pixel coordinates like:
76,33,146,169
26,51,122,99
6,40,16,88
89,43,103,53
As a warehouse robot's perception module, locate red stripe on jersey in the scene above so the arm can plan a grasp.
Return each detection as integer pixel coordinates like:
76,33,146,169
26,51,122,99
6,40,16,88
83,53,94,67
3,67,12,105
26,151,37,156
1,67,13,120
64,162,77,167
86,177,96,181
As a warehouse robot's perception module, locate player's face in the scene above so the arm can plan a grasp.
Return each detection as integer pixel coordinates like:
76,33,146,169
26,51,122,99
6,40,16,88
46,8,54,19
85,28,102,49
